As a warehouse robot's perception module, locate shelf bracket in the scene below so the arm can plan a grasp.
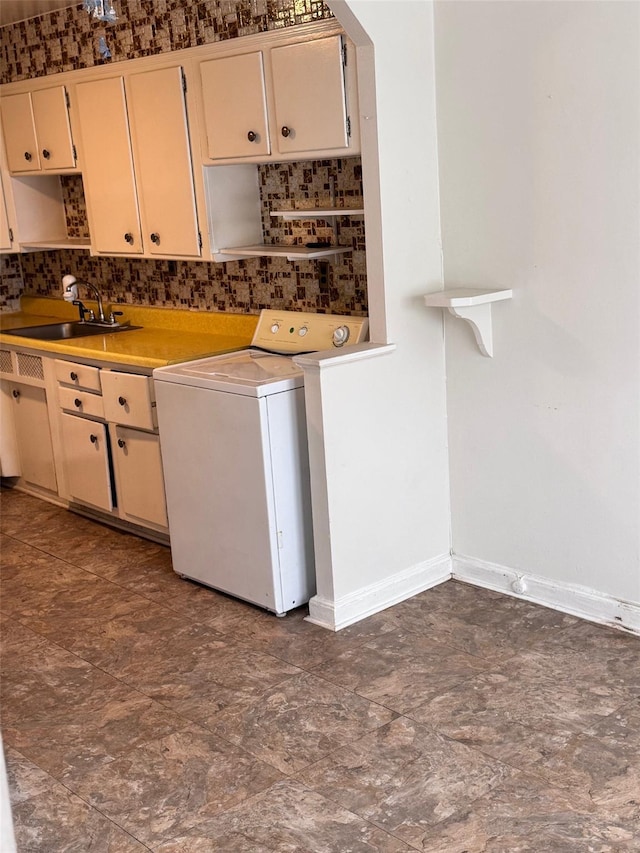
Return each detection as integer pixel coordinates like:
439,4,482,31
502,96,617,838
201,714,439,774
423,288,513,357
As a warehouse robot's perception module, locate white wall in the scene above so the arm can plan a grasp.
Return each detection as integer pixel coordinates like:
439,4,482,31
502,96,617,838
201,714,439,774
301,0,451,629
435,1,640,605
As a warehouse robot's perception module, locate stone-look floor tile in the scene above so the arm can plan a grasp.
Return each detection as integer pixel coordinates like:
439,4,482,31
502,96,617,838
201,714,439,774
234,605,401,669
154,778,414,852
4,747,59,805
205,671,397,773
4,689,191,784
72,727,286,846
11,781,148,852
409,649,631,742
416,770,638,853
110,633,302,723
528,699,640,823
312,628,490,714
0,491,63,537
297,716,512,849
391,580,579,660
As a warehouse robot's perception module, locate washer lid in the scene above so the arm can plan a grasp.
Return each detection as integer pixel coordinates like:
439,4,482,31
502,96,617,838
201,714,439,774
154,349,303,395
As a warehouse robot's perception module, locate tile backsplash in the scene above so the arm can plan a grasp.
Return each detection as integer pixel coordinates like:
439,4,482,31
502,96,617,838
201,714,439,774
1,0,368,317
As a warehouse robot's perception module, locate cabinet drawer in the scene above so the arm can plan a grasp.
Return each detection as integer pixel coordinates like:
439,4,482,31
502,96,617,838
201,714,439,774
55,360,101,392
101,370,156,430
58,386,104,419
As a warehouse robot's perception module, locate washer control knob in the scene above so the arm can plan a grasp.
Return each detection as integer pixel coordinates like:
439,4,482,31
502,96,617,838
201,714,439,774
298,326,308,337
270,323,280,334
332,325,350,347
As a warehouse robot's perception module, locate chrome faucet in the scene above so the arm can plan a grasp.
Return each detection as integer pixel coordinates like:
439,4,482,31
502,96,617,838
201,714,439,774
62,274,107,324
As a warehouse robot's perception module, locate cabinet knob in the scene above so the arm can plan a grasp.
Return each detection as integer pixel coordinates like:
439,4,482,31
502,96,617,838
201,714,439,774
70,371,78,381
90,434,98,444
150,233,160,244
118,396,127,406
281,126,291,138
12,389,20,399
24,151,32,162
247,130,257,142
124,232,134,244
74,398,82,408
42,149,51,160
117,438,126,449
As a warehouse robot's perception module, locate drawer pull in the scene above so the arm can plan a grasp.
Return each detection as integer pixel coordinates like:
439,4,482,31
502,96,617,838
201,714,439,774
281,126,291,138
74,398,82,408
70,371,78,381
118,396,127,406
117,438,126,449
12,389,19,399
89,434,98,444
247,130,257,142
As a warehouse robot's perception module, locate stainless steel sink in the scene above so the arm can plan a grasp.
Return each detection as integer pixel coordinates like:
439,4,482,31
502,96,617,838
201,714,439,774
2,322,141,341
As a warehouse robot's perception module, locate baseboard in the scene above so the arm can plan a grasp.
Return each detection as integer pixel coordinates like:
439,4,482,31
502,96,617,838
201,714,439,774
306,553,452,631
452,553,640,636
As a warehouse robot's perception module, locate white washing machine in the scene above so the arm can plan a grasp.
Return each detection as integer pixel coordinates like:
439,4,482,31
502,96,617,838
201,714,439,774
153,309,368,615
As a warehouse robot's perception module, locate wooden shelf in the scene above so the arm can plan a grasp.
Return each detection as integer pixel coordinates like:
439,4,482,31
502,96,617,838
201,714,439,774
217,244,352,261
270,208,364,220
423,288,513,357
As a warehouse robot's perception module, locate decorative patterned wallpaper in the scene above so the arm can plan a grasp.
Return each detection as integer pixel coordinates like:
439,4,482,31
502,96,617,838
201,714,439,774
1,0,368,317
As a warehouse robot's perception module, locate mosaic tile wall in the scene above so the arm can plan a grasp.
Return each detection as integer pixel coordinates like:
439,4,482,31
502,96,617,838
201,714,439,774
2,0,368,317
0,254,23,311
0,0,332,83
20,156,366,315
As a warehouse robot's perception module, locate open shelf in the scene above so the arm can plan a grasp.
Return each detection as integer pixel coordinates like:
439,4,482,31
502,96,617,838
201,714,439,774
270,207,364,220
217,244,352,262
423,288,513,357
19,238,91,251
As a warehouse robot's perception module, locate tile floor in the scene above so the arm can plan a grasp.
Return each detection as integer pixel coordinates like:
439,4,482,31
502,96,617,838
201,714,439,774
1,487,639,852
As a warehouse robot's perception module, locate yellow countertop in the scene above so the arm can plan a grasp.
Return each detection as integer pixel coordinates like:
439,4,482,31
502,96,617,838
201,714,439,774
0,297,259,370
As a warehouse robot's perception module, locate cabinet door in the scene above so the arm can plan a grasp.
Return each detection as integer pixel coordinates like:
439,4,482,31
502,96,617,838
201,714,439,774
270,35,349,156
126,66,201,258
200,52,270,160
31,86,76,170
0,93,40,172
9,383,57,492
111,425,167,528
0,174,14,251
59,413,113,511
74,77,143,255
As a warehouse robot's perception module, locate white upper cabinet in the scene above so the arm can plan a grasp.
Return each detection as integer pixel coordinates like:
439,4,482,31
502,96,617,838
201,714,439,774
200,51,270,160
0,86,76,173
126,66,202,258
195,28,359,165
72,66,202,259
0,174,14,251
270,35,349,157
75,76,143,255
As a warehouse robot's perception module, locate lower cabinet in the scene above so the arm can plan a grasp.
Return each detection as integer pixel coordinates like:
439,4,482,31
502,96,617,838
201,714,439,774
7,381,57,493
55,359,168,536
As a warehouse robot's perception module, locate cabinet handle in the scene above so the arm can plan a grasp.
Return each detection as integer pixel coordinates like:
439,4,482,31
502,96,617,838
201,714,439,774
281,126,291,138
118,396,127,406
117,438,126,449
70,371,78,381
12,389,19,399
247,130,257,142
24,151,32,162
74,398,82,408
90,434,98,444
124,232,134,244
42,149,51,160
150,233,160,244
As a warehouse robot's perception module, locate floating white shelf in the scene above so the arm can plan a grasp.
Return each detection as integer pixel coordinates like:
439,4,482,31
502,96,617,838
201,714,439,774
423,287,513,357
217,244,352,262
19,238,91,252
270,208,364,220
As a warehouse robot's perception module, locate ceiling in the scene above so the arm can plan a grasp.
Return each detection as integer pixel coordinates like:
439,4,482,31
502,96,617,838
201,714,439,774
0,1,81,26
